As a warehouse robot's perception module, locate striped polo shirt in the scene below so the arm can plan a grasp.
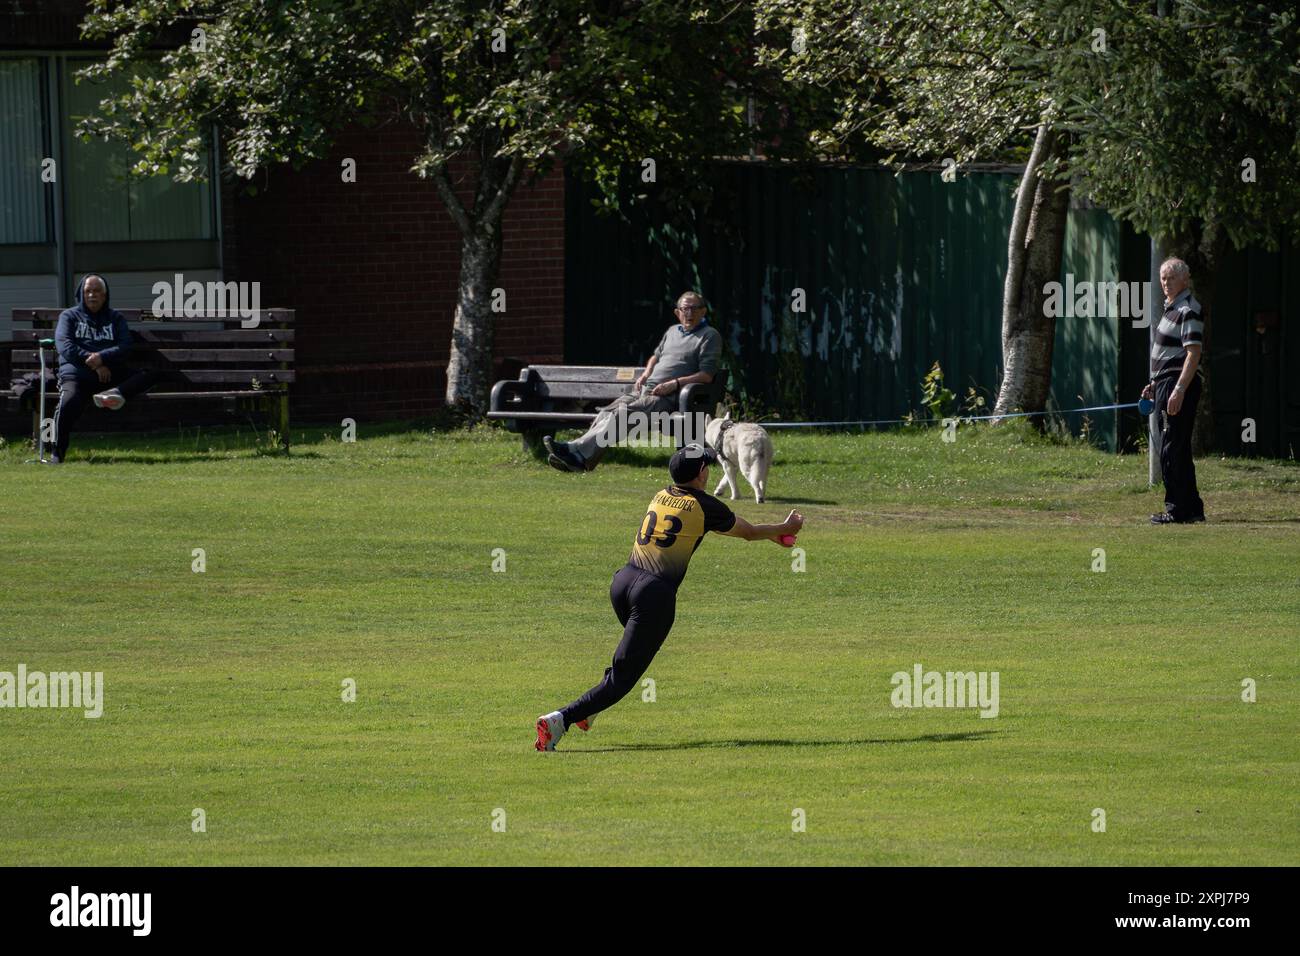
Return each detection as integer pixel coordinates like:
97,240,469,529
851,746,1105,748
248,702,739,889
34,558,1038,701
1150,288,1204,383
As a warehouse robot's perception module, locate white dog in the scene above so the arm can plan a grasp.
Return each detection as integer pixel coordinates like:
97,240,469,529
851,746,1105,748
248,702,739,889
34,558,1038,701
704,412,774,503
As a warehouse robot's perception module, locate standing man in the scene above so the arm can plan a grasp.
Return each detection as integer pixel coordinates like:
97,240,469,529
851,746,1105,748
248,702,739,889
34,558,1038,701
544,290,722,473
1141,257,1206,524
535,442,804,751
52,274,162,463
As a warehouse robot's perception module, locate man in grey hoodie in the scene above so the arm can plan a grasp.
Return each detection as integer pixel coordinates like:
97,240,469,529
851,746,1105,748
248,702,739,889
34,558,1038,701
51,274,162,462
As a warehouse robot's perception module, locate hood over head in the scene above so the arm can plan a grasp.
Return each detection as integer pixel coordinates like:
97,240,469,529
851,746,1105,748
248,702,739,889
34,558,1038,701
73,273,112,317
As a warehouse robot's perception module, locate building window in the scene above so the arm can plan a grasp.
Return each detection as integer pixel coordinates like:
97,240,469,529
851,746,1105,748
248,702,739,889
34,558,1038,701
63,58,214,243
0,58,51,245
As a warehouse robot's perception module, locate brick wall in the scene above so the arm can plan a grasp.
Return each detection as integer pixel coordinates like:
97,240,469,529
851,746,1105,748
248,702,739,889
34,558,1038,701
220,125,565,424
2,1,567,436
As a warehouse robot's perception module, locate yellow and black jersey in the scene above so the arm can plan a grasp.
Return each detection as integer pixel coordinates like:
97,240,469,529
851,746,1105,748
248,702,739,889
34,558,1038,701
628,484,736,587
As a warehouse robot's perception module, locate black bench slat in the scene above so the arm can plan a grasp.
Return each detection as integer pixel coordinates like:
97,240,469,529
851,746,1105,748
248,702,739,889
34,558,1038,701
485,410,597,421
0,388,284,400
168,369,294,384
12,349,293,364
117,390,285,399
537,381,638,401
8,365,293,384
11,309,294,325
10,329,295,345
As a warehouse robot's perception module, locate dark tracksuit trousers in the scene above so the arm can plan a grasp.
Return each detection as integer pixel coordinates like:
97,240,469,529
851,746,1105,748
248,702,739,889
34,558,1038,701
560,563,676,729
1156,375,1205,520
53,365,164,460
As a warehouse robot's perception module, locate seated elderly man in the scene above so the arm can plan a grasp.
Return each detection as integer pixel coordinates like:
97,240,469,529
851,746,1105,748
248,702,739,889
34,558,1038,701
51,273,162,463
544,291,722,473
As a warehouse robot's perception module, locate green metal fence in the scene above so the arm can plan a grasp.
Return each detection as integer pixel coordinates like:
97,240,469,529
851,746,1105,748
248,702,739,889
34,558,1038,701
565,163,1126,448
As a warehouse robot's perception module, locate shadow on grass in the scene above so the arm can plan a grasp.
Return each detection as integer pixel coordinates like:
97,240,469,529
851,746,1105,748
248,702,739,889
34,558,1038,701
2,417,442,463
568,729,998,753
1207,516,1300,524
75,451,325,464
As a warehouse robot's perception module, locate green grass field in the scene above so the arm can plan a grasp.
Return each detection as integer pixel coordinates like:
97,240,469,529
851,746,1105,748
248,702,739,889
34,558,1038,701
1,420,1296,865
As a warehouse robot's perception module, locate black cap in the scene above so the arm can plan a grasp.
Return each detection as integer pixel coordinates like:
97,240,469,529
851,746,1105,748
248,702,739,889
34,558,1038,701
669,442,719,483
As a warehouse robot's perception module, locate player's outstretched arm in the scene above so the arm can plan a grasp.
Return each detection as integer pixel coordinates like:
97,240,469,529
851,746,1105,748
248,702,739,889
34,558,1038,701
721,509,804,544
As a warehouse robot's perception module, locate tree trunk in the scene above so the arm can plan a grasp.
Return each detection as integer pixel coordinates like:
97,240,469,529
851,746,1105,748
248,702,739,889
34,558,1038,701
1163,220,1225,455
994,123,1071,418
444,226,504,415
431,145,524,416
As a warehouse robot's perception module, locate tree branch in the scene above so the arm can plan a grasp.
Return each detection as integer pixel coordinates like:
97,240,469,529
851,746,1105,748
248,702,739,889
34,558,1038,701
431,161,473,234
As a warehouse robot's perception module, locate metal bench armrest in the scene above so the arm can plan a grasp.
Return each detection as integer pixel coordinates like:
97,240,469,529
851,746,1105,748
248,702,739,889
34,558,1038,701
678,379,723,415
490,377,538,414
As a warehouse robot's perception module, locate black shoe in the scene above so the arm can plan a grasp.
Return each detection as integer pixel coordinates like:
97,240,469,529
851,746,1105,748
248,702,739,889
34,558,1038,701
543,436,586,473
542,436,563,472
543,436,568,473
1151,512,1204,525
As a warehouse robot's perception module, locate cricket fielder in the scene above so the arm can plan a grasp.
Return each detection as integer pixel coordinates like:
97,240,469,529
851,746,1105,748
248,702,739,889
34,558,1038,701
535,442,804,751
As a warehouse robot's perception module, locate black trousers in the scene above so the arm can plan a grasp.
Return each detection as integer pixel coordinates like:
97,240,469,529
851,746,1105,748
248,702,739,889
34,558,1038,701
561,563,677,729
1156,375,1205,520
53,366,164,460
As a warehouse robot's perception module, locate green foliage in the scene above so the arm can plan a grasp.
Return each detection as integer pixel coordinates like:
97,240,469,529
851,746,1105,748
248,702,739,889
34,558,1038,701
758,0,1300,250
718,389,780,424
252,427,287,456
756,0,1045,168
76,0,826,218
962,385,988,417
1036,0,1300,249
920,361,956,421
921,362,955,420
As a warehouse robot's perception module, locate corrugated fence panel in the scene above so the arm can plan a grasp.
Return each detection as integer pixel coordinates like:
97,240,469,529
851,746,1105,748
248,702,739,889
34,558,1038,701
1184,237,1300,458
565,164,1124,448
1056,207,1122,448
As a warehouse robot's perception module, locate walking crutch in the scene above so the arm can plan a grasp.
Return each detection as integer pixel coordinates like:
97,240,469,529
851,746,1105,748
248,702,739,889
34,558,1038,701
24,337,56,465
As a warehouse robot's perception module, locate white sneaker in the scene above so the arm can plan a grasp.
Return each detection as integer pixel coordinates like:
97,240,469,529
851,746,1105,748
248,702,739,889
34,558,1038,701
534,711,566,752
575,714,595,732
93,388,126,410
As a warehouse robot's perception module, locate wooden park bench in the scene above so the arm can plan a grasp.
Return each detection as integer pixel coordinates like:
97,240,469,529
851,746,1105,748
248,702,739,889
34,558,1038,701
487,364,728,452
1,308,295,448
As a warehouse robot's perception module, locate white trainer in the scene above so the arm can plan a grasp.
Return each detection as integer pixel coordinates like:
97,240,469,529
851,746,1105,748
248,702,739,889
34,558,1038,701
93,388,126,410
534,711,566,752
